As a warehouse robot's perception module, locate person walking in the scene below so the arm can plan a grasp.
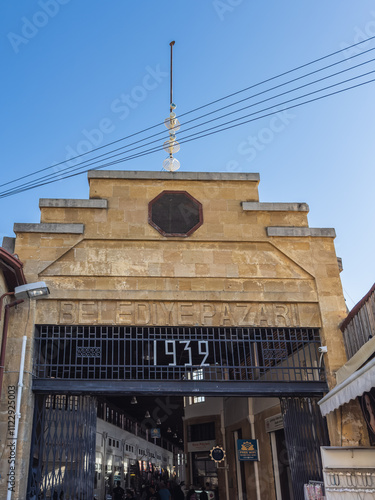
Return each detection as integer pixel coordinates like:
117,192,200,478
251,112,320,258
146,485,160,500
158,482,171,500
113,481,125,500
173,484,185,500
199,486,208,500
186,487,197,500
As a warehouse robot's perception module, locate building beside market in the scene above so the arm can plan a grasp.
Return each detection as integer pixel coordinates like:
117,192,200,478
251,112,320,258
0,247,28,496
318,284,375,498
0,170,365,499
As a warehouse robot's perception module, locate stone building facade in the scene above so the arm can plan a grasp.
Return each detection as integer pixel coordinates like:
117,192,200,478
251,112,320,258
0,247,28,497
0,170,357,499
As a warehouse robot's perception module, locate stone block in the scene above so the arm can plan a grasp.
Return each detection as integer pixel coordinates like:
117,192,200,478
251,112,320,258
2,236,15,253
213,251,233,264
195,264,210,275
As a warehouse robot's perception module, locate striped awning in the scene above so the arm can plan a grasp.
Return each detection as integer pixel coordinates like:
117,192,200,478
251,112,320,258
318,357,375,416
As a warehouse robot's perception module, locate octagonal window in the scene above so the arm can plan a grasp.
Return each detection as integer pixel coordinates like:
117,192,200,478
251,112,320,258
148,191,203,237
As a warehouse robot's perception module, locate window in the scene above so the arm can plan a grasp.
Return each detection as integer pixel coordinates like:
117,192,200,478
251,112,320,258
188,422,215,442
187,370,205,404
148,191,203,237
193,395,206,404
192,452,218,488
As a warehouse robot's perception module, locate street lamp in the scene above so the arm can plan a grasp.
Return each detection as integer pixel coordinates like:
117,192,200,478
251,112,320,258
0,281,50,396
0,280,50,500
14,281,50,300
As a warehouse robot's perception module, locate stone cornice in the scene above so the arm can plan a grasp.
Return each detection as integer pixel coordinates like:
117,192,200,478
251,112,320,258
242,202,309,212
267,227,336,238
39,199,107,209
13,223,84,234
87,170,260,182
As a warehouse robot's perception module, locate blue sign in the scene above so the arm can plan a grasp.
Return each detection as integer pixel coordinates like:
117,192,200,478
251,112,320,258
151,428,161,439
237,439,259,461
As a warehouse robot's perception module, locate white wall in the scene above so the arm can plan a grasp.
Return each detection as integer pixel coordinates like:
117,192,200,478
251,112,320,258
184,397,224,419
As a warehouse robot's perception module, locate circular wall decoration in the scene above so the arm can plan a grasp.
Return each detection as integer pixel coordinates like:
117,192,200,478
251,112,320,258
148,190,203,237
209,446,226,463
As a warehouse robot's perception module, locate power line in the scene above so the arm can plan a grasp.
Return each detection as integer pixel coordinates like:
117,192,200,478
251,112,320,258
2,69,374,196
177,35,375,118
48,47,375,182
2,35,375,189
2,54,375,196
2,73,374,198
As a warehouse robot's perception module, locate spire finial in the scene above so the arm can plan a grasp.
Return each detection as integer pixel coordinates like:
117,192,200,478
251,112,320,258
169,41,175,112
163,41,181,172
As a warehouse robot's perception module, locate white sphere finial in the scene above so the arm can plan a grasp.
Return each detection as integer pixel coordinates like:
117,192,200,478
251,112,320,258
163,157,180,172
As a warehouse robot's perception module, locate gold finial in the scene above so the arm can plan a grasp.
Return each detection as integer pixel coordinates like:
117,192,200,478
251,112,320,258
163,41,181,172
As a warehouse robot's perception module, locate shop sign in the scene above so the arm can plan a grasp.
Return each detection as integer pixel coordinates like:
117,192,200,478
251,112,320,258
265,413,284,433
150,428,161,439
237,439,259,461
187,440,216,452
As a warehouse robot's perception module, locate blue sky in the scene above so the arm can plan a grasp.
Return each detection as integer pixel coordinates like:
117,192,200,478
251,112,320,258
1,1,375,307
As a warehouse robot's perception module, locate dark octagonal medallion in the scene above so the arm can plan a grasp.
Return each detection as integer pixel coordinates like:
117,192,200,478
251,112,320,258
148,190,203,237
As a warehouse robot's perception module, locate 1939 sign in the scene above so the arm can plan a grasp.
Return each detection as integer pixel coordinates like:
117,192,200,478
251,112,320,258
153,340,210,366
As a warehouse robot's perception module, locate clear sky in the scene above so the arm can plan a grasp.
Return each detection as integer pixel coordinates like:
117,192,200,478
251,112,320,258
1,1,375,307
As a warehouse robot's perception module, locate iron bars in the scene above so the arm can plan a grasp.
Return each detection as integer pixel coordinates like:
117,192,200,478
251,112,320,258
33,325,325,385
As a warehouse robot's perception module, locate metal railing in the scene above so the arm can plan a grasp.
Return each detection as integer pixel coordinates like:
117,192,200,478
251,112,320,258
341,284,375,359
34,325,324,384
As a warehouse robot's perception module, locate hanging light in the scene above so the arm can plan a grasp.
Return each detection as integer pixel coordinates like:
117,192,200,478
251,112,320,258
173,432,177,439
179,439,183,444
145,410,151,419
156,418,161,426
131,396,137,405
167,427,172,433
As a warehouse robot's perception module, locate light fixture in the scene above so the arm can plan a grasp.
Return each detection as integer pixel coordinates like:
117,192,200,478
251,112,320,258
131,397,137,405
167,427,171,433
145,411,151,419
179,439,183,444
14,281,50,300
156,418,161,426
173,433,177,439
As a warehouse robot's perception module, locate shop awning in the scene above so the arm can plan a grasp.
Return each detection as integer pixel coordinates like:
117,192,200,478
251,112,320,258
318,356,375,416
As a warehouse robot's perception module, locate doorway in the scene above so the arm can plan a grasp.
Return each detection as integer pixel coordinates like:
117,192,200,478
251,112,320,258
28,324,329,499
270,428,293,500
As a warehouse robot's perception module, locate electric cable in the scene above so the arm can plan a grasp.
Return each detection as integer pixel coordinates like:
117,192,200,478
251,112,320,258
1,35,375,189
1,73,374,198
2,56,375,195
2,46,373,190
7,45,373,191
2,69,374,196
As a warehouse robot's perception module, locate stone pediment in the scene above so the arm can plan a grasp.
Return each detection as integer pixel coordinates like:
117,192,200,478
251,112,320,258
40,239,314,280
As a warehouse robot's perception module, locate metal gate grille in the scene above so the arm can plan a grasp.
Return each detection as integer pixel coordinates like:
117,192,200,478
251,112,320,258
280,397,329,500
26,394,96,500
34,325,324,383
